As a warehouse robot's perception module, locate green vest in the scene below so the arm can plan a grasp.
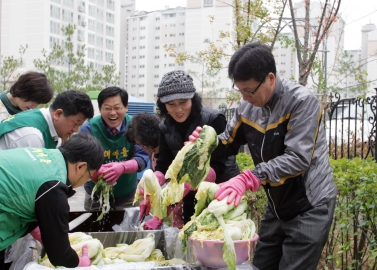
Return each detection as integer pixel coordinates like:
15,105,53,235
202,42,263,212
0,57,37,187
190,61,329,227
88,115,137,198
0,109,57,149
0,148,67,250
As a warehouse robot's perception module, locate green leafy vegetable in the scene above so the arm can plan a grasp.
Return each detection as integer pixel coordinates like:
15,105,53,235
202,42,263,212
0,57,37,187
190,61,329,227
91,175,114,221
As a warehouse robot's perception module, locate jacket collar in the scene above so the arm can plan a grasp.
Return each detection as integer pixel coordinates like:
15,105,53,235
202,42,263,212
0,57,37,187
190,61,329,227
264,75,282,111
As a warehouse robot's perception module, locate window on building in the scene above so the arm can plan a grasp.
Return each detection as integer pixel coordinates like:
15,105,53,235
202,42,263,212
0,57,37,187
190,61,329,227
179,12,185,16
50,21,60,35
106,12,114,24
97,22,104,34
140,65,145,68
170,34,175,37
154,65,159,68
154,75,159,78
140,55,145,59
87,47,95,59
49,36,60,49
131,75,136,78
88,33,95,45
62,9,74,23
140,26,146,30
140,36,145,40
155,36,160,40
155,56,159,59
139,84,144,87
89,5,96,17
50,5,60,19
63,0,73,8
155,27,160,30
96,36,103,47
154,84,159,87
106,25,114,37
179,33,184,36
140,46,145,49
139,75,145,78
106,39,114,50
203,0,213,7
88,19,96,31
95,50,103,61
155,46,160,49
97,0,104,7
179,23,185,26
139,93,145,97
97,8,104,20
105,52,113,62
170,24,176,27
169,63,175,67
156,17,160,20
107,0,115,11
169,13,176,17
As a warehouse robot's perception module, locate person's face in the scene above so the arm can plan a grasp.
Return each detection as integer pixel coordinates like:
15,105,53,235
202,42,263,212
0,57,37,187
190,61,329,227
165,99,192,123
234,73,276,107
17,99,39,111
52,109,87,140
68,163,96,188
99,95,128,128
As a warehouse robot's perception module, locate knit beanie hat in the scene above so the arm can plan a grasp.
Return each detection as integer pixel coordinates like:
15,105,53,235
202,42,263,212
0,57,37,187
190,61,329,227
157,70,196,103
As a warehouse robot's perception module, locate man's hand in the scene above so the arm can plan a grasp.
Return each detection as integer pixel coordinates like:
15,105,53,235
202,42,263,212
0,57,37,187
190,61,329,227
30,226,42,244
78,245,91,266
215,170,261,206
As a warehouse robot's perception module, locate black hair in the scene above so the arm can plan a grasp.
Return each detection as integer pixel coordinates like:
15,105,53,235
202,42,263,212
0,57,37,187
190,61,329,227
156,92,203,119
59,132,104,170
125,113,161,149
98,86,128,108
50,90,94,119
228,41,276,83
10,71,53,104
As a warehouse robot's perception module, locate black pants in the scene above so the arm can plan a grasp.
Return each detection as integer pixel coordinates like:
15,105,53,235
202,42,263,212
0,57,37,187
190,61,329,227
0,249,5,270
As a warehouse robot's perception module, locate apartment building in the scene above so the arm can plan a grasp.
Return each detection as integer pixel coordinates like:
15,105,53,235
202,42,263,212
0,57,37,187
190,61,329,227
1,0,121,79
126,7,186,102
361,23,377,95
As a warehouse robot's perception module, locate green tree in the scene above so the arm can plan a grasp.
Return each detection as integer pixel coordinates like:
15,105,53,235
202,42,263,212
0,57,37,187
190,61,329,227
33,24,120,93
0,45,28,91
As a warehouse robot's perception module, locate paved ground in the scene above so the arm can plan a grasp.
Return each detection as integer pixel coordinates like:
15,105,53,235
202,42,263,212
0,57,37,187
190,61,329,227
68,185,86,212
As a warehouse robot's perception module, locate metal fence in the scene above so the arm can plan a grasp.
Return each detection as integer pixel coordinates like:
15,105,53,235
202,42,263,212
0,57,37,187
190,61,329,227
218,91,377,160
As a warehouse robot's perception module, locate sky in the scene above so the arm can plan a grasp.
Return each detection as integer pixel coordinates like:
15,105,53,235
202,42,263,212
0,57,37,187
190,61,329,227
135,0,377,50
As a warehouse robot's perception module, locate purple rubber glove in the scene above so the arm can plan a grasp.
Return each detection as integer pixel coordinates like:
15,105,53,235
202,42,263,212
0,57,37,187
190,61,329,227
102,160,138,184
30,226,42,244
215,170,261,206
154,171,167,186
139,194,151,221
143,216,163,230
78,245,91,266
89,165,107,183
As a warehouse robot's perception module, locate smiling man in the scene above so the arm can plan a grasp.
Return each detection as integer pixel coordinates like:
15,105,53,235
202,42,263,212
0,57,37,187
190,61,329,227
80,86,149,211
0,90,94,150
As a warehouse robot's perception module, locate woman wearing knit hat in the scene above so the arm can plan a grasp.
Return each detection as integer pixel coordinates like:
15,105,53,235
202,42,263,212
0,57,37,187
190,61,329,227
139,70,240,230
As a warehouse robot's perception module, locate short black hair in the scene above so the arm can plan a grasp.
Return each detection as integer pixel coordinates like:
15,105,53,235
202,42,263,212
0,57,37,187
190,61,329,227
10,71,53,104
156,92,203,119
59,132,104,171
50,90,94,119
98,86,128,108
228,41,276,83
125,113,161,149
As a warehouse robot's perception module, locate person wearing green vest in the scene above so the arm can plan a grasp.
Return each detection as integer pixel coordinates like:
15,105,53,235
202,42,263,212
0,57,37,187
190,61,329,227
80,86,149,211
0,90,94,150
0,132,104,268
0,71,53,121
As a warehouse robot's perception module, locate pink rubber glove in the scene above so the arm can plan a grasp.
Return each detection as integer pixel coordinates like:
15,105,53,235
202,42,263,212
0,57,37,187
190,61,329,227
188,126,202,142
30,226,42,244
204,167,216,183
102,160,139,184
139,195,151,221
90,165,107,183
143,216,163,230
78,245,91,266
215,170,261,206
154,171,167,186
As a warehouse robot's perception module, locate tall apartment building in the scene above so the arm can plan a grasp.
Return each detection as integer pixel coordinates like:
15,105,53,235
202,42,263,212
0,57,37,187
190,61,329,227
361,23,377,95
185,0,234,107
126,7,186,102
1,0,121,81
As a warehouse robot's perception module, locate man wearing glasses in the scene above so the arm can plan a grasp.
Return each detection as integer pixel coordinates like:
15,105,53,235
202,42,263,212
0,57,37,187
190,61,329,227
80,86,149,211
189,41,336,270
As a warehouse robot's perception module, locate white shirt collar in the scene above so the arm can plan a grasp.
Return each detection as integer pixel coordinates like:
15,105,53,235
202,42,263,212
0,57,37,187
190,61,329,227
40,107,59,142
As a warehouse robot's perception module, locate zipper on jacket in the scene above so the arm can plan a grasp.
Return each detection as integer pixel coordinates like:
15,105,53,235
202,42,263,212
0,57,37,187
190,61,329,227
260,106,272,163
267,189,280,219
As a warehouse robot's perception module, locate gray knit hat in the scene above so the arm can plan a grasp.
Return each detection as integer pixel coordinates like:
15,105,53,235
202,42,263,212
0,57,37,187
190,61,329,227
157,70,196,103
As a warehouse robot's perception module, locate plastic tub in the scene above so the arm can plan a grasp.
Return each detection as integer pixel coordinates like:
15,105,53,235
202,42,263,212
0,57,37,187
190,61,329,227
190,235,259,268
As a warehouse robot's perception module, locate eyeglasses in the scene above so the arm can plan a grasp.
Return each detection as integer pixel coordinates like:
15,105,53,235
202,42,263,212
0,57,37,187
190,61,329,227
87,167,92,181
231,77,266,96
101,106,124,112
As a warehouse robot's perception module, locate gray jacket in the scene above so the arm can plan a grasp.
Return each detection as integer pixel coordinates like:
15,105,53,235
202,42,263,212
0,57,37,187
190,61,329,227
218,76,337,220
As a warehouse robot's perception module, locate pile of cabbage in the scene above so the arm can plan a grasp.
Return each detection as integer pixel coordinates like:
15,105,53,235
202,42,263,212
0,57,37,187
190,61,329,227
133,125,218,220
179,182,257,270
38,232,184,267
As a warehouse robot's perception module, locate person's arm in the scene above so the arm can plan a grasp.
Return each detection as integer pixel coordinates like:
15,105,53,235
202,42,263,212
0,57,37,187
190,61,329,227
251,95,322,183
132,144,149,172
35,181,79,268
3,127,44,149
79,120,91,133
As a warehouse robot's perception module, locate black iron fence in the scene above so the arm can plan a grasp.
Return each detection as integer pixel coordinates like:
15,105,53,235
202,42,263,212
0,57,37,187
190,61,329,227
219,91,377,160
